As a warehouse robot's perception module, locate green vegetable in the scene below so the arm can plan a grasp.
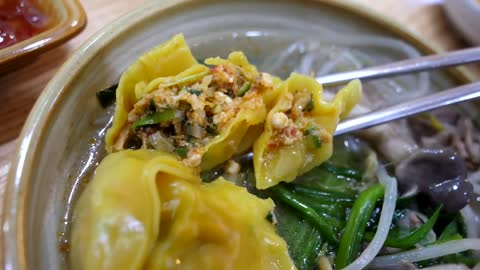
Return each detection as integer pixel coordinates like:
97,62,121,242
206,124,218,135
306,204,345,228
295,163,361,195
421,223,477,268
436,219,463,244
320,162,362,181
213,104,222,114
174,146,189,158
184,87,202,96
305,124,316,135
309,135,322,148
131,108,175,130
289,185,356,206
282,184,348,225
363,205,442,249
336,183,384,269
304,95,314,112
238,82,252,96
438,253,479,267
96,84,118,108
304,124,322,148
270,185,339,243
274,203,323,270
309,202,345,219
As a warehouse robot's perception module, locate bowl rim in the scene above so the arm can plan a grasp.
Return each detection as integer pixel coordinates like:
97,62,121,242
444,0,480,46
1,0,475,268
0,0,87,73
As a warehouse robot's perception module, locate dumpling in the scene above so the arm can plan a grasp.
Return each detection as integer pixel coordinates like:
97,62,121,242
253,74,362,189
70,150,295,270
105,34,276,171
70,150,200,270
145,177,295,270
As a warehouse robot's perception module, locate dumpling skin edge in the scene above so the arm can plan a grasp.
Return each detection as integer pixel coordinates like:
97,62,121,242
105,34,198,152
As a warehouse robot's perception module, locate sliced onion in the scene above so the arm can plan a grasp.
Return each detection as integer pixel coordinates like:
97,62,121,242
345,166,398,270
174,110,185,121
188,124,204,139
148,131,174,152
369,239,480,269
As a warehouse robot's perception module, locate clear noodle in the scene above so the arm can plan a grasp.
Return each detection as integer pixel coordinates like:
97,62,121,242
257,31,430,110
368,239,480,268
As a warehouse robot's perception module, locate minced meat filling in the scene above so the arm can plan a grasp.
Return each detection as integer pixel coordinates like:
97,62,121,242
123,63,273,167
268,89,327,149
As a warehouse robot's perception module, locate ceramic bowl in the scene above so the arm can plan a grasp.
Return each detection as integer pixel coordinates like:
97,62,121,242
444,0,480,46
1,0,475,269
0,0,86,73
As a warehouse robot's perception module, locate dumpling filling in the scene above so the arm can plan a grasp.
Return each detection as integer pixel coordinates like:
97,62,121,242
268,89,328,149
121,63,273,167
253,75,362,189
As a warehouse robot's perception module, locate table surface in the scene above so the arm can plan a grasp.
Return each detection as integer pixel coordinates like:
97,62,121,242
0,0,479,261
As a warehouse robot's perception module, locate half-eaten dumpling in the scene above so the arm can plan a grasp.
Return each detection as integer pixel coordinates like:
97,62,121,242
253,74,362,189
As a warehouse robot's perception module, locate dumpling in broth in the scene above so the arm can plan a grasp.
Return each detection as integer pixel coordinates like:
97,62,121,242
70,150,199,270
70,150,295,270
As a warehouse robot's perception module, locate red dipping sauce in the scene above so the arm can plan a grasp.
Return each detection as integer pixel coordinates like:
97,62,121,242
0,0,50,49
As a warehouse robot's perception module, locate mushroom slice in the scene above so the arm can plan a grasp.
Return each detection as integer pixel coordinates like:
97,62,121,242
395,148,473,213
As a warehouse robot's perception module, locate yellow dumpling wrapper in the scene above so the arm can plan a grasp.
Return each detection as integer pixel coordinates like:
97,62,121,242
105,33,203,152
71,150,295,270
70,150,200,270
205,51,259,80
104,35,268,171
253,74,362,189
146,177,295,270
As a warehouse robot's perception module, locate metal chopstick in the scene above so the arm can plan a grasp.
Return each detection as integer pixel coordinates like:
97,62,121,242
317,47,480,86
335,82,480,135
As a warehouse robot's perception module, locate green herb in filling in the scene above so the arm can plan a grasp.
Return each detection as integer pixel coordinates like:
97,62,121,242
238,82,252,97
184,87,202,96
305,124,322,148
305,124,315,135
131,108,175,130
206,124,218,135
174,146,189,158
304,95,314,112
310,135,322,148
213,105,222,114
